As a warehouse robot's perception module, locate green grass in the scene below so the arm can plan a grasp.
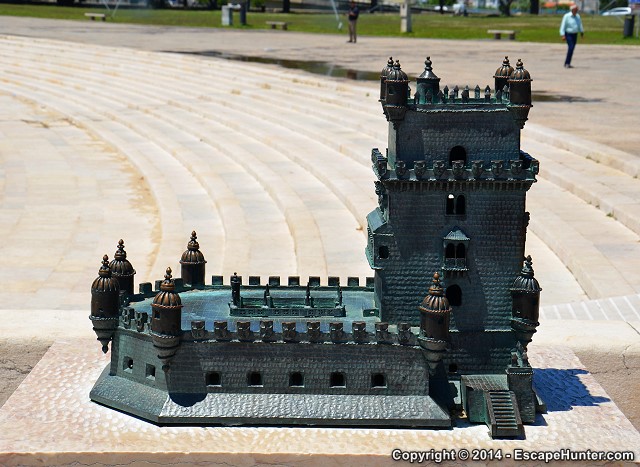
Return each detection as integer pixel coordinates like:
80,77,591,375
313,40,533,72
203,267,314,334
0,3,637,44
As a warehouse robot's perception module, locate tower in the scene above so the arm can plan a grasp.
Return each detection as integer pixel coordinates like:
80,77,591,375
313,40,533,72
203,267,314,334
109,239,136,297
180,230,207,287
366,56,539,374
150,267,183,372
90,255,120,353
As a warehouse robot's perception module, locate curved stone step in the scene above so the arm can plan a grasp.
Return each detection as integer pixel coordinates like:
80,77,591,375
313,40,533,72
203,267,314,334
0,91,158,310
523,137,640,239
0,36,594,305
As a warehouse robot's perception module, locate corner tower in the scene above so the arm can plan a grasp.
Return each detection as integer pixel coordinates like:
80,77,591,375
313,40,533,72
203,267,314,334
366,57,539,371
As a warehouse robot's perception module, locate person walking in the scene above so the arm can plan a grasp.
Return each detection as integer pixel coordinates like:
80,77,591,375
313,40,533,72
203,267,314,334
348,1,359,43
560,4,584,68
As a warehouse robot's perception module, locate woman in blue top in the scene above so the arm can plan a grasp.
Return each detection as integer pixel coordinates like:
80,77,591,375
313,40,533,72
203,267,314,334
560,4,585,68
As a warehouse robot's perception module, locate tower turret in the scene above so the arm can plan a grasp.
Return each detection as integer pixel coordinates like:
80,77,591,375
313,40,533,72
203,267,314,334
109,239,135,297
415,56,440,104
507,59,533,129
90,255,120,353
180,231,207,287
382,60,409,122
510,255,541,350
418,272,452,374
150,267,183,372
493,56,514,96
379,56,394,101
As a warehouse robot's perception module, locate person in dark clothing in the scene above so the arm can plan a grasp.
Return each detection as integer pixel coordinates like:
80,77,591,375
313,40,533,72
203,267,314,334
348,1,359,43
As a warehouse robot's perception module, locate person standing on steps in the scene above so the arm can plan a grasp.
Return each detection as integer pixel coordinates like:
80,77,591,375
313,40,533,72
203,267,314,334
560,4,584,68
348,1,359,43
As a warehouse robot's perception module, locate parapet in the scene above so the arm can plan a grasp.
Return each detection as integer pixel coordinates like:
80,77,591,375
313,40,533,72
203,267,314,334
118,310,418,347
371,148,539,183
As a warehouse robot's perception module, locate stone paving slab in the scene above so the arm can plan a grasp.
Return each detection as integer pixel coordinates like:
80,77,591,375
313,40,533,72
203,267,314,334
0,338,638,466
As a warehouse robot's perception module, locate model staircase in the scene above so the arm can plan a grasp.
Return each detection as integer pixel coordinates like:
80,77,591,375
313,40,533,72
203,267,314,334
484,390,524,438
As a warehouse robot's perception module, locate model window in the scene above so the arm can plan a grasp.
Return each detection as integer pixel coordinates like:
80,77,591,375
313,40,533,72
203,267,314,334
146,364,156,380
330,372,346,388
207,372,222,387
378,245,389,259
371,373,387,388
446,285,462,306
123,357,133,373
248,372,263,387
446,194,466,215
289,372,304,387
456,195,466,215
449,146,467,166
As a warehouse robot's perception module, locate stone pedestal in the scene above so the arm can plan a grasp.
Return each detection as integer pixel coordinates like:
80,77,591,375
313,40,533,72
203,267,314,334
0,340,638,466
400,0,412,33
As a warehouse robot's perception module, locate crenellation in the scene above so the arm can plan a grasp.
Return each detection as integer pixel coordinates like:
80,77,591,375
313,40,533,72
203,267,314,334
121,318,425,346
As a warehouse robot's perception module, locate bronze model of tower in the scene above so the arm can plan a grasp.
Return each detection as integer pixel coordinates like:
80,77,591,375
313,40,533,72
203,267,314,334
367,57,538,373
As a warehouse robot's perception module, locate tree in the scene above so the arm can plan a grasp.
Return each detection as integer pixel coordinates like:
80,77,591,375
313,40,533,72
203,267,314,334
498,0,514,15
530,0,540,14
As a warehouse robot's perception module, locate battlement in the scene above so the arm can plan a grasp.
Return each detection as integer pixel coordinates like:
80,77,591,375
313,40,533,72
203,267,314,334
371,148,539,184
118,310,419,347
412,84,515,107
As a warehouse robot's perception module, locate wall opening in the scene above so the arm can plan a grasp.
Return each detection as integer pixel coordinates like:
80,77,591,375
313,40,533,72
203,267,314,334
445,243,456,259
378,245,389,259
371,373,387,388
446,285,462,306
456,195,466,215
446,194,455,215
206,372,222,387
449,146,467,166
146,364,156,380
330,372,346,388
248,372,263,387
289,372,304,387
123,357,133,373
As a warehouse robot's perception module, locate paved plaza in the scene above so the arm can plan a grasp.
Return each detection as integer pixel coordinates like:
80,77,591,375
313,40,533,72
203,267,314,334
0,17,638,438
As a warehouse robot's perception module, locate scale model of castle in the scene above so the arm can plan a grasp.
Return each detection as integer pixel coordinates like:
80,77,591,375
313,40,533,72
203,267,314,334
90,56,544,439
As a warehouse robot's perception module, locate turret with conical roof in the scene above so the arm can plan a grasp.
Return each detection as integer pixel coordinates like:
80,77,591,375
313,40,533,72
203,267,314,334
379,56,394,101
508,59,533,128
418,272,452,373
90,255,120,353
109,239,135,297
150,267,183,371
416,56,440,105
385,60,409,106
510,255,541,350
180,231,207,286
494,56,514,95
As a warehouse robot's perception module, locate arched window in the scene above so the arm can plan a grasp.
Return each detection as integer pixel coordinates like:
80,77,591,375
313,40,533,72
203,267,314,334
446,285,462,306
446,194,466,216
456,195,466,215
449,146,467,166
445,243,456,259
442,228,470,272
446,194,455,215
